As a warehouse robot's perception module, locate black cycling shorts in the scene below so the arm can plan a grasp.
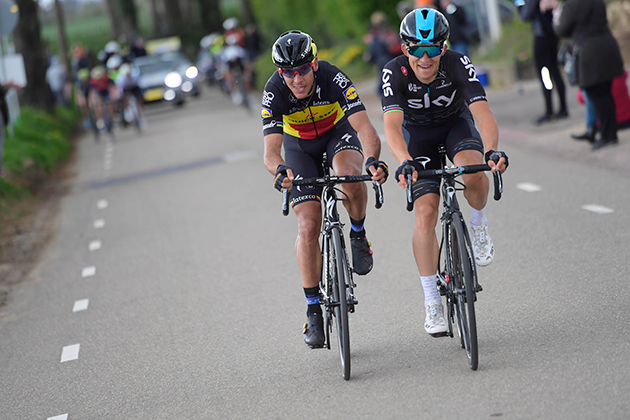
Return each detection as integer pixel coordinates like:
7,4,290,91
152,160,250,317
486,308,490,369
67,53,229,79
403,107,484,201
284,119,363,208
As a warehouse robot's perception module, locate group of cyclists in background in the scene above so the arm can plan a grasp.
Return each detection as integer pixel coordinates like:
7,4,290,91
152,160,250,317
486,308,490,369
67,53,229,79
72,38,147,139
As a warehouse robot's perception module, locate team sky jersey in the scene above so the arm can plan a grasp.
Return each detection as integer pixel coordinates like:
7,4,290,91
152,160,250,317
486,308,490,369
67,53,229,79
381,50,487,126
261,60,366,139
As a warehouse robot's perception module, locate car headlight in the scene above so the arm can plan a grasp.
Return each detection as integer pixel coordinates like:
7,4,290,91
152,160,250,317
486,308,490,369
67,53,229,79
185,66,199,79
164,72,183,88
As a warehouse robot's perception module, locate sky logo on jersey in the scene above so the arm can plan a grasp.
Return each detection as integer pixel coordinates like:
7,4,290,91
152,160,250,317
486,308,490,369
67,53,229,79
261,108,272,118
344,85,358,101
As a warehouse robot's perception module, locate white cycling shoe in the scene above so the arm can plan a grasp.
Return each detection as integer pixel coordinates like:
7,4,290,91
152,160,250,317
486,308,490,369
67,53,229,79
471,223,494,267
424,301,448,336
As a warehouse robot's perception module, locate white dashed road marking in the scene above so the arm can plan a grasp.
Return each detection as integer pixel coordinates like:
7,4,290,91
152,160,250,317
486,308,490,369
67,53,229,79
582,204,614,214
72,299,89,312
94,219,105,229
97,199,108,209
89,240,102,251
60,344,80,362
47,414,68,420
81,266,96,278
516,182,542,192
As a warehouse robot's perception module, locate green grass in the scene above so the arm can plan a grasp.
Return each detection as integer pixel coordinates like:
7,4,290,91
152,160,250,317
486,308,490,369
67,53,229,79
0,105,80,216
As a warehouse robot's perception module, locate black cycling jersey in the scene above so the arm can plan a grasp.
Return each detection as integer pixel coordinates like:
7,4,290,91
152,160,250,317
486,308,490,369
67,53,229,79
381,50,487,126
261,60,366,139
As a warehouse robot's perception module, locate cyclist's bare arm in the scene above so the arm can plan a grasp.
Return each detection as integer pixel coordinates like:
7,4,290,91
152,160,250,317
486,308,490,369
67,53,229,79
347,110,387,183
264,133,294,189
383,110,416,186
468,101,506,173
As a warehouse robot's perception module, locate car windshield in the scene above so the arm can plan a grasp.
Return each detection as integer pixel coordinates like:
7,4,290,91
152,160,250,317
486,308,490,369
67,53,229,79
136,59,176,74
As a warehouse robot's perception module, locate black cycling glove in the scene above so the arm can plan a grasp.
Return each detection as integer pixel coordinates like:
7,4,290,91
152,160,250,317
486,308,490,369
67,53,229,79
365,156,389,181
395,160,416,182
484,150,509,168
274,164,291,192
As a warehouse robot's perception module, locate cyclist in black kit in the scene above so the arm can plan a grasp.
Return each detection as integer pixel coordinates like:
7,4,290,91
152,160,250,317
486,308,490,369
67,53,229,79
382,9,508,336
262,30,388,348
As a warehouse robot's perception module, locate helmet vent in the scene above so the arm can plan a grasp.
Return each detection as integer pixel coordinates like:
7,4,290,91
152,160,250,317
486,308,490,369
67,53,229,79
420,9,430,18
419,30,431,40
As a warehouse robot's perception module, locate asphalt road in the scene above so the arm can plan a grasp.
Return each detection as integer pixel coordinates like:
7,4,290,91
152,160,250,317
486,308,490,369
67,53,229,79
1,77,629,420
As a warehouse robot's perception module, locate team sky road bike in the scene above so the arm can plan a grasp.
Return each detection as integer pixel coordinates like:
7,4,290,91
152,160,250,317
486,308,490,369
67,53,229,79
404,150,503,370
282,153,383,380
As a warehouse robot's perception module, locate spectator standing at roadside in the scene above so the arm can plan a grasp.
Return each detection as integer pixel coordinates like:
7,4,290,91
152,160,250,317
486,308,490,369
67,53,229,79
551,0,625,150
363,11,401,95
434,0,471,56
519,0,569,125
0,81,21,177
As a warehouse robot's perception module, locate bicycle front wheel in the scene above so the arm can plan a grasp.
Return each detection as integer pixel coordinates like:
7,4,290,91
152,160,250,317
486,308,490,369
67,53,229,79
450,216,478,370
331,227,351,380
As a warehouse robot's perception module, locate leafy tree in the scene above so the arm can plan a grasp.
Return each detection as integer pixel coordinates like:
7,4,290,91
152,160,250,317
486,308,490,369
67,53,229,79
14,0,54,112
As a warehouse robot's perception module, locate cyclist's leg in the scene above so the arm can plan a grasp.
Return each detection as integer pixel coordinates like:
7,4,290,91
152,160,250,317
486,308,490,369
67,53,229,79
446,111,492,265
448,110,488,211
328,123,367,222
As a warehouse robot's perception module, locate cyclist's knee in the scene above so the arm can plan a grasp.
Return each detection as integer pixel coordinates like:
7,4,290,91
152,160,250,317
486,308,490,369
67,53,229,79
332,150,362,176
414,196,440,229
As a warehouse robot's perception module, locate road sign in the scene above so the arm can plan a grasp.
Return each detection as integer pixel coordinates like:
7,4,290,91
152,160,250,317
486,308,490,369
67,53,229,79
0,0,17,36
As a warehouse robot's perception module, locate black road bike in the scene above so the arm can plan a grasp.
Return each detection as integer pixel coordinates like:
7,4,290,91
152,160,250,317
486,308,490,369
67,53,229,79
404,153,503,370
282,154,383,380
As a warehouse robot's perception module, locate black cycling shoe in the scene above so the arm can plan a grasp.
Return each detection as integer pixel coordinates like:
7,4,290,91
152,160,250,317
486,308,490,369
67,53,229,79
303,312,325,348
351,236,373,275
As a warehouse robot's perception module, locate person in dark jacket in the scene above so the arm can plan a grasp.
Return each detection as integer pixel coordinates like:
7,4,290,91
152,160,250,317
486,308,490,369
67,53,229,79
552,0,625,150
520,0,569,125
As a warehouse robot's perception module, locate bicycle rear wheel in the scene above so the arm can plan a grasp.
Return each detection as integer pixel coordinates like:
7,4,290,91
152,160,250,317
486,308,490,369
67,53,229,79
331,227,351,380
450,216,478,370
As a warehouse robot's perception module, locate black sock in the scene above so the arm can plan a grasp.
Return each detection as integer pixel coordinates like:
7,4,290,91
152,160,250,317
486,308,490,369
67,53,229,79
304,287,321,316
349,217,366,239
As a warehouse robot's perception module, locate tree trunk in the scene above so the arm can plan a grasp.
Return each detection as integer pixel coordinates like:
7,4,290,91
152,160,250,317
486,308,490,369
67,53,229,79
13,0,54,112
103,0,122,38
198,0,222,34
240,0,256,25
163,0,183,36
53,0,71,82
117,0,139,44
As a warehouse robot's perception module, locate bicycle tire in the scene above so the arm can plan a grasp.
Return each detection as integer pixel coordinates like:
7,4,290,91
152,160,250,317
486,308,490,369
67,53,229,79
331,227,351,380
450,215,478,370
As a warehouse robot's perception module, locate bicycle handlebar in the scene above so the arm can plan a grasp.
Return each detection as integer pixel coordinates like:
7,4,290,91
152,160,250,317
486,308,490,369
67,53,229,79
405,164,503,212
282,174,384,216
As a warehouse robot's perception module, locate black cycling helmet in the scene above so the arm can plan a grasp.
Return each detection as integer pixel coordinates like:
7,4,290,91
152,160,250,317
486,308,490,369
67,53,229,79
400,8,450,45
271,30,317,69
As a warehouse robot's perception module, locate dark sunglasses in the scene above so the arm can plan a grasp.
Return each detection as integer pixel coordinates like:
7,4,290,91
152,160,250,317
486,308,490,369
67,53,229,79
406,44,444,58
279,62,314,79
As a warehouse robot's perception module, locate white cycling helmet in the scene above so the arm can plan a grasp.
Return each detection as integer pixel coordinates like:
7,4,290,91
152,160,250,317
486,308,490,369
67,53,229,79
104,40,120,54
106,54,123,71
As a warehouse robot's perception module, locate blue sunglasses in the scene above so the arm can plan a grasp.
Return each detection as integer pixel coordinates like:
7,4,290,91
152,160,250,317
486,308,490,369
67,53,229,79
406,44,444,58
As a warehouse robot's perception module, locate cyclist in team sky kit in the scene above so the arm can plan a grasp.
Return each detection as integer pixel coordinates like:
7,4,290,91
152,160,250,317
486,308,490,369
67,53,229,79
382,8,508,336
262,30,388,348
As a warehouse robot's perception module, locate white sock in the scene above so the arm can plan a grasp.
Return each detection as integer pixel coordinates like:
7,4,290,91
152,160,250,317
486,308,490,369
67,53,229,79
470,205,487,227
420,275,441,307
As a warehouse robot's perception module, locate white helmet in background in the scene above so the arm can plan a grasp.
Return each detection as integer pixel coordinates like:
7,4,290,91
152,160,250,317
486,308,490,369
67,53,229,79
106,54,123,71
104,41,120,54
119,63,131,76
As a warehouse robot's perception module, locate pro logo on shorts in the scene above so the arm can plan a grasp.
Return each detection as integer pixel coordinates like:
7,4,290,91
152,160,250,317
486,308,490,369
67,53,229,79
261,108,272,118
344,85,358,101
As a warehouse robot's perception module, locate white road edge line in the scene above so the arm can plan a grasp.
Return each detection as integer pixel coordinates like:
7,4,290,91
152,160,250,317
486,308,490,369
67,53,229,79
73,299,89,312
60,344,80,362
89,240,102,251
47,414,68,420
582,204,614,214
82,266,96,278
516,182,542,192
